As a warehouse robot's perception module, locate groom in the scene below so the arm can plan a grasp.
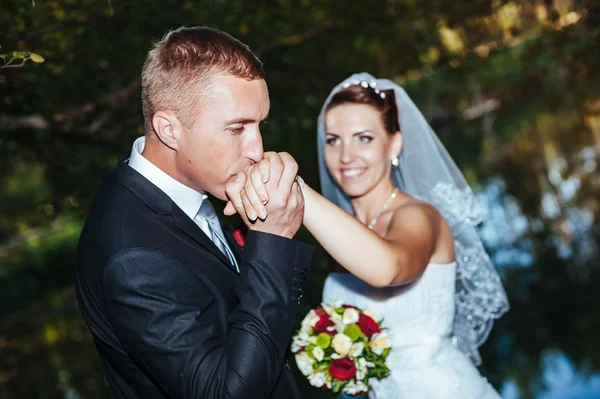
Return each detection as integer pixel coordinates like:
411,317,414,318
76,27,313,398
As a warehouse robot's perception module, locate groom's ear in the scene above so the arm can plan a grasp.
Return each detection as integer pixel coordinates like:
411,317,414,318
390,131,403,159
151,111,182,151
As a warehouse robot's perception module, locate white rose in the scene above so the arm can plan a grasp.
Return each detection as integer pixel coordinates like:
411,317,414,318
331,353,342,359
330,312,342,323
301,310,320,331
342,308,360,325
341,380,368,396
349,342,364,359
312,346,325,362
322,302,336,315
357,357,375,368
291,330,311,353
329,312,344,331
295,351,315,376
308,371,327,388
331,333,353,356
369,330,391,355
356,367,366,380
363,307,382,323
355,381,368,393
291,340,303,353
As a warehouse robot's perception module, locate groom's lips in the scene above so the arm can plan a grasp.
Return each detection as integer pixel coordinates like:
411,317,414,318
340,167,367,181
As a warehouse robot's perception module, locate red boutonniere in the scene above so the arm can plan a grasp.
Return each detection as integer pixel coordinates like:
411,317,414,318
232,224,247,249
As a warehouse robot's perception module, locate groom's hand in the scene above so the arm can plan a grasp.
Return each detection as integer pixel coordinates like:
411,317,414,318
225,152,304,239
224,157,272,221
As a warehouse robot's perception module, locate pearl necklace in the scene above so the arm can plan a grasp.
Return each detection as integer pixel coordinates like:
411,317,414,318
367,188,399,230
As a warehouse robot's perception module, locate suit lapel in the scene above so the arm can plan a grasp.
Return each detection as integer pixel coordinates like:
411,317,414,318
172,204,238,274
116,158,238,275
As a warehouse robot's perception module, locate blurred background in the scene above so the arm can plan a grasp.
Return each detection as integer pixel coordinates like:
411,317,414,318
1,1,599,398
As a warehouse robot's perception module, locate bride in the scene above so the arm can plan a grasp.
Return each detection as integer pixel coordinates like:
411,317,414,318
226,73,509,398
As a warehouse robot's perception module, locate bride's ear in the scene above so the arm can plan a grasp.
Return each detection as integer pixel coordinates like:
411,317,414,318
390,131,403,160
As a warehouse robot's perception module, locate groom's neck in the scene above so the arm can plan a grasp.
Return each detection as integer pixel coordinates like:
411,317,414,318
142,135,195,191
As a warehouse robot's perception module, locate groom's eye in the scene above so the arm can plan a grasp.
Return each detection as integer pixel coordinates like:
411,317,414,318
227,125,245,134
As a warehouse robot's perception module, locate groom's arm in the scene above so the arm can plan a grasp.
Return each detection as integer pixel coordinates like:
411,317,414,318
103,231,312,399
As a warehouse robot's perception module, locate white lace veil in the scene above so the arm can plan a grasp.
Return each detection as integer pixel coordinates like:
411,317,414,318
317,72,509,365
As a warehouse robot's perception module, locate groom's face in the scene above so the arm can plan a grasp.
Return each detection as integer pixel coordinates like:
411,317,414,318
177,74,269,200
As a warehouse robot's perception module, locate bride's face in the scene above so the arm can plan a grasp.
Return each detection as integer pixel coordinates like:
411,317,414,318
324,103,401,198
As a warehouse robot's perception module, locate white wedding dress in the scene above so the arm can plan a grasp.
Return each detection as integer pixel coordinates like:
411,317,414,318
322,262,502,399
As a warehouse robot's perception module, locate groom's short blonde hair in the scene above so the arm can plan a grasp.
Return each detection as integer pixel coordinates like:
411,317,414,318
141,26,264,132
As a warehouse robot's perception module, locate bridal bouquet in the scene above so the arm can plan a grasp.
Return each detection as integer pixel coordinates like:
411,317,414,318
292,301,391,396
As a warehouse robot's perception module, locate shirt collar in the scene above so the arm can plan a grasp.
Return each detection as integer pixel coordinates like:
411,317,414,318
128,136,206,220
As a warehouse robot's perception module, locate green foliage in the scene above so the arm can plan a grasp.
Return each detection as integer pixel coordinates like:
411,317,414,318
0,45,44,68
343,324,362,342
317,333,332,349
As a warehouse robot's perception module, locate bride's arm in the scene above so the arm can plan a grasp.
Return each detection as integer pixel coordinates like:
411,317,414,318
302,184,438,287
223,157,440,287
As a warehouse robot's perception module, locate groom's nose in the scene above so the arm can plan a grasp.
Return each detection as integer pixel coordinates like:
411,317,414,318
243,127,264,163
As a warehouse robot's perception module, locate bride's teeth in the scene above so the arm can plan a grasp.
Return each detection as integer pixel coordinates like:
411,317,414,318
342,169,362,177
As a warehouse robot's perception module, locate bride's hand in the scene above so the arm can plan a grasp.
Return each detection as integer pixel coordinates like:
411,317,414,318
224,156,271,221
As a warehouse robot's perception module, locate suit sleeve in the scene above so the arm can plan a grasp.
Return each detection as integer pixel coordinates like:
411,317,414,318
103,231,313,399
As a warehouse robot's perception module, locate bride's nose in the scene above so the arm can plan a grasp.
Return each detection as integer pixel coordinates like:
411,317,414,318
340,142,356,164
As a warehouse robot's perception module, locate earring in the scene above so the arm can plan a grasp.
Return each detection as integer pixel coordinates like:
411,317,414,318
391,157,399,167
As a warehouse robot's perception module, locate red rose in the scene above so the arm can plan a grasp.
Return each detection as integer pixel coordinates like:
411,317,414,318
329,357,356,380
342,304,360,310
313,308,335,335
357,313,380,338
232,227,246,249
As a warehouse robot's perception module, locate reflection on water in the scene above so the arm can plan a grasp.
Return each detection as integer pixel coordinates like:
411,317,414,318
502,352,600,399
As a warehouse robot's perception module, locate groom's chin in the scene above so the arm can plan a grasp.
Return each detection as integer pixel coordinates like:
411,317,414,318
210,189,229,202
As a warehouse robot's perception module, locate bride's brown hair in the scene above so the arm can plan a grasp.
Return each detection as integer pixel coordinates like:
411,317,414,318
325,84,400,134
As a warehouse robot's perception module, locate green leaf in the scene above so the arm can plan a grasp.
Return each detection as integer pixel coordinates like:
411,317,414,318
30,53,45,63
305,344,315,359
316,333,332,349
343,323,362,342
332,378,343,393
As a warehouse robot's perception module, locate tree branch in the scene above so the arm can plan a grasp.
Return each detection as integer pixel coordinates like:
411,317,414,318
0,77,141,136
259,18,336,52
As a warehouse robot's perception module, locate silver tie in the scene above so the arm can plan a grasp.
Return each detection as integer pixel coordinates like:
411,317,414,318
195,200,239,273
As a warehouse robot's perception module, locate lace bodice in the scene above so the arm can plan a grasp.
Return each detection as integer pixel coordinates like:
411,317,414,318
322,263,501,398
324,263,456,360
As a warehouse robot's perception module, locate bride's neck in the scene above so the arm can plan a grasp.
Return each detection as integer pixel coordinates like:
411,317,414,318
351,179,398,225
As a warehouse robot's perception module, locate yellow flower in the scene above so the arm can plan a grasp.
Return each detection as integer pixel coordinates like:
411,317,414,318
369,330,391,355
331,333,353,356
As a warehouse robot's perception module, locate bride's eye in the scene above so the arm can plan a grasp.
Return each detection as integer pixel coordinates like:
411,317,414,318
358,135,373,143
326,137,340,146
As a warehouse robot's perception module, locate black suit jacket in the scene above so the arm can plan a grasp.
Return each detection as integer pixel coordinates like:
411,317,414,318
76,160,313,398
